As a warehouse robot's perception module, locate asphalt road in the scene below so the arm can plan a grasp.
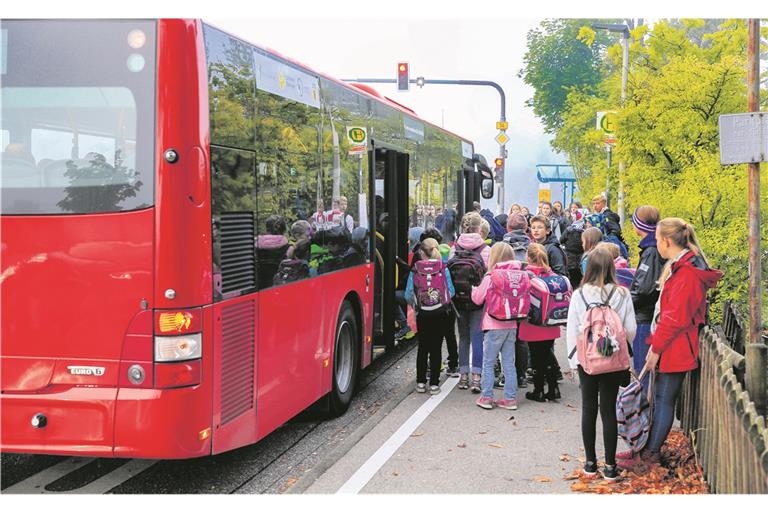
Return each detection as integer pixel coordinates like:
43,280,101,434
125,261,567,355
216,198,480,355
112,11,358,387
0,338,418,494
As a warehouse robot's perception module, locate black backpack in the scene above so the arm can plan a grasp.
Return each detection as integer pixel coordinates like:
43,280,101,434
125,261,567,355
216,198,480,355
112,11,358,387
447,245,486,310
273,259,310,285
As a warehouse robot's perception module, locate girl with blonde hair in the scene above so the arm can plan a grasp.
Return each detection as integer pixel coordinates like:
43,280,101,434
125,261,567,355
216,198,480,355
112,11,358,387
618,219,722,471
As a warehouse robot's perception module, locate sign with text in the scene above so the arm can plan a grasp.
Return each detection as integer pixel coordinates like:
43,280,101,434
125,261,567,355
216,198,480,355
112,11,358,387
346,126,368,155
719,113,768,165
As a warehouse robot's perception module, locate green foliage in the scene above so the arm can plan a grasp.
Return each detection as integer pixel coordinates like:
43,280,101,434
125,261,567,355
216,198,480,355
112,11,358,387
530,19,768,324
519,19,619,134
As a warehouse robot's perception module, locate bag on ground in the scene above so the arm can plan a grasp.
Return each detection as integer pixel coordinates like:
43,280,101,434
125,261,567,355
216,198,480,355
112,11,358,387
616,369,654,453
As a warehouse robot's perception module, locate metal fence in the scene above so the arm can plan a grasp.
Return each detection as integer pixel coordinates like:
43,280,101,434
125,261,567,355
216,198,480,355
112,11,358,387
678,321,768,493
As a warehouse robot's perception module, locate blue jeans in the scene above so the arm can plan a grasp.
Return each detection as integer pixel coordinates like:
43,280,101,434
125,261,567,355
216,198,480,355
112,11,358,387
647,371,687,453
633,324,652,392
394,290,407,325
457,308,483,374
481,328,518,399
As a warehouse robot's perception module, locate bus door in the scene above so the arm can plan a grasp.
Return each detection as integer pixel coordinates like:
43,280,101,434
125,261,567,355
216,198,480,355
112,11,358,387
371,145,409,350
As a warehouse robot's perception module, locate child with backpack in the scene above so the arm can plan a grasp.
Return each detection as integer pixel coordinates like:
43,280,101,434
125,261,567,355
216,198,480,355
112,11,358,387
529,215,568,277
448,212,490,392
566,247,637,480
596,241,635,289
579,227,603,276
520,243,569,402
618,218,722,472
503,213,532,388
405,237,456,395
470,243,524,410
560,208,589,288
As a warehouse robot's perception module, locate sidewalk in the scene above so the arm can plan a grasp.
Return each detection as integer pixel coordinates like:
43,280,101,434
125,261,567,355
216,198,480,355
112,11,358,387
306,334,605,494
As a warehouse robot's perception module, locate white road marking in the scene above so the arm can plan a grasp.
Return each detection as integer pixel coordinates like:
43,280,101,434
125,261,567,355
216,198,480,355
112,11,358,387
336,376,458,494
3,457,157,494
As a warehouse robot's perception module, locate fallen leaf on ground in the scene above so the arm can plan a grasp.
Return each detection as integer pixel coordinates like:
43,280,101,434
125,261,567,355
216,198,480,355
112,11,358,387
566,403,576,409
284,477,298,487
457,442,467,448
392,471,399,476
478,431,487,434
559,454,571,462
488,443,504,448
534,476,552,482
544,428,557,432
571,482,591,491
563,470,581,481
511,420,518,426
507,416,515,421
410,432,423,437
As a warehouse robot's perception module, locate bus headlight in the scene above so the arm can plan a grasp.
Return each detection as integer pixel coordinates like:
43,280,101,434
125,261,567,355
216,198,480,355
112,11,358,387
154,334,201,362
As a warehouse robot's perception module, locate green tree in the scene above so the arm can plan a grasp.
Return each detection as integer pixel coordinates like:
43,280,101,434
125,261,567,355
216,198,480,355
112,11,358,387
519,19,619,134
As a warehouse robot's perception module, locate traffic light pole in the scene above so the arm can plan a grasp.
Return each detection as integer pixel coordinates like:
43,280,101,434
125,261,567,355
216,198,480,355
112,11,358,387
342,77,507,213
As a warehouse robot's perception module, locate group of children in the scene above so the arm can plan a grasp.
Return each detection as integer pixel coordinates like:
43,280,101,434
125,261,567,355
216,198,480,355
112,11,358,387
403,204,722,480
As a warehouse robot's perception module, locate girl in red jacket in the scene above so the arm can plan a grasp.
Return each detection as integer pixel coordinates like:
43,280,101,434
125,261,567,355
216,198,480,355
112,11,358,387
618,218,722,470
520,243,563,402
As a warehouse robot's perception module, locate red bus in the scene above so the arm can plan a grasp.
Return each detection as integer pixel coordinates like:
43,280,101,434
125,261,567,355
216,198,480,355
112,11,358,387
0,19,493,459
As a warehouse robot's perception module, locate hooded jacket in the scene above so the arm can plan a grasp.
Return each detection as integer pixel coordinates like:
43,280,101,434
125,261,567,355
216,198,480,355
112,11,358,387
448,232,491,266
538,232,568,277
560,221,585,272
471,260,524,332
517,264,563,342
647,250,722,373
629,231,666,324
566,283,637,370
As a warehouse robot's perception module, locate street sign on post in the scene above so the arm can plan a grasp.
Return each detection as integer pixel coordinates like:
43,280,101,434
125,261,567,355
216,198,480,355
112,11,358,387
496,120,508,130
494,131,509,145
718,112,768,165
597,111,617,145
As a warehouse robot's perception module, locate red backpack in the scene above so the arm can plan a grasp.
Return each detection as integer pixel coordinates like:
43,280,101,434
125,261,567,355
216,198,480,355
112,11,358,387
485,261,531,321
569,286,631,375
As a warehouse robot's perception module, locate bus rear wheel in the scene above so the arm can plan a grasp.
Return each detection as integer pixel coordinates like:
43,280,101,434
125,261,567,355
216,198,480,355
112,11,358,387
329,301,359,416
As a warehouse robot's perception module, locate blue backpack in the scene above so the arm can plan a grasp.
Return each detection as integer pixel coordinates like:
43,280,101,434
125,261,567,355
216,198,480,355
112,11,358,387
480,209,506,242
586,213,629,259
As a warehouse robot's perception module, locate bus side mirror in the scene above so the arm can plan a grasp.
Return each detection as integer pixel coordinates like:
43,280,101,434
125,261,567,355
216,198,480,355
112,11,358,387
480,177,494,199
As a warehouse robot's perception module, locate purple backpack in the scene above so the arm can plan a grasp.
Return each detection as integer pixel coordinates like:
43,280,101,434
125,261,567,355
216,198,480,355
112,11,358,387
528,274,572,326
616,267,636,289
486,261,531,321
413,259,452,312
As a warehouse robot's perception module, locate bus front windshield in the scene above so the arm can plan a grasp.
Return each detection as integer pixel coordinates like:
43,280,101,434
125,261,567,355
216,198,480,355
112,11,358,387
0,20,156,215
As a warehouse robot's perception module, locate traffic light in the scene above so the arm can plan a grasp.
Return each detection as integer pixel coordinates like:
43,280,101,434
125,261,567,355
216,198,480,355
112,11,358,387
494,157,504,169
397,62,409,91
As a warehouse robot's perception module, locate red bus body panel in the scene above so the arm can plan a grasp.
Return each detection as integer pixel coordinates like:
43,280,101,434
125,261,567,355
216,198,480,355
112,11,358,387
1,19,374,458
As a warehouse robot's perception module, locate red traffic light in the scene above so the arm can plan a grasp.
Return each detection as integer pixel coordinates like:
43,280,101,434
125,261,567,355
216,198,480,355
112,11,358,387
397,62,409,91
494,158,504,168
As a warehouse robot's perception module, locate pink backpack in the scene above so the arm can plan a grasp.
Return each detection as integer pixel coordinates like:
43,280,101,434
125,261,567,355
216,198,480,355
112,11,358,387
486,261,531,321
413,259,452,312
528,274,572,326
569,286,630,375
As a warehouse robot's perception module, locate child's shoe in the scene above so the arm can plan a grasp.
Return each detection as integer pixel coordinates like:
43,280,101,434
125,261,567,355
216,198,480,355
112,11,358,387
496,398,518,410
394,326,411,340
458,374,469,389
583,461,599,479
525,388,547,402
545,385,561,401
416,383,426,393
429,385,440,395
470,374,481,394
475,396,494,409
603,464,620,481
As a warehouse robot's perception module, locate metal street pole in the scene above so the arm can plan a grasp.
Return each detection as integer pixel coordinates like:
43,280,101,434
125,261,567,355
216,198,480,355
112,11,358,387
745,19,766,417
617,30,629,226
342,77,507,212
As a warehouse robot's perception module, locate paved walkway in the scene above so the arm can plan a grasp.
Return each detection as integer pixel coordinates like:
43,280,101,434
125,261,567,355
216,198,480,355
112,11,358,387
306,333,607,494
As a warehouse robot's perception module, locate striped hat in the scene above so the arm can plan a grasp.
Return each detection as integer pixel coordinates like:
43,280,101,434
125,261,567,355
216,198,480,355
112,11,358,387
631,208,656,234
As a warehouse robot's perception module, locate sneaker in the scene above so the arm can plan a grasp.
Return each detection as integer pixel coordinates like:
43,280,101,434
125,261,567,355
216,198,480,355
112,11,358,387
603,464,620,481
583,461,599,478
447,367,459,377
496,398,518,410
470,374,481,394
458,374,469,389
429,385,440,395
475,396,494,409
525,389,547,402
416,383,426,393
517,378,529,389
616,450,661,471
403,330,416,340
394,326,411,340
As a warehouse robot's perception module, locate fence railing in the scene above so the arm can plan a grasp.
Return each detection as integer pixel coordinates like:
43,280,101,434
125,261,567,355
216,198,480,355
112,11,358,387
678,322,768,493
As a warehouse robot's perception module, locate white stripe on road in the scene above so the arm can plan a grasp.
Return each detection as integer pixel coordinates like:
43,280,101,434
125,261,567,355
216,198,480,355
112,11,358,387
336,377,459,494
3,457,157,494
